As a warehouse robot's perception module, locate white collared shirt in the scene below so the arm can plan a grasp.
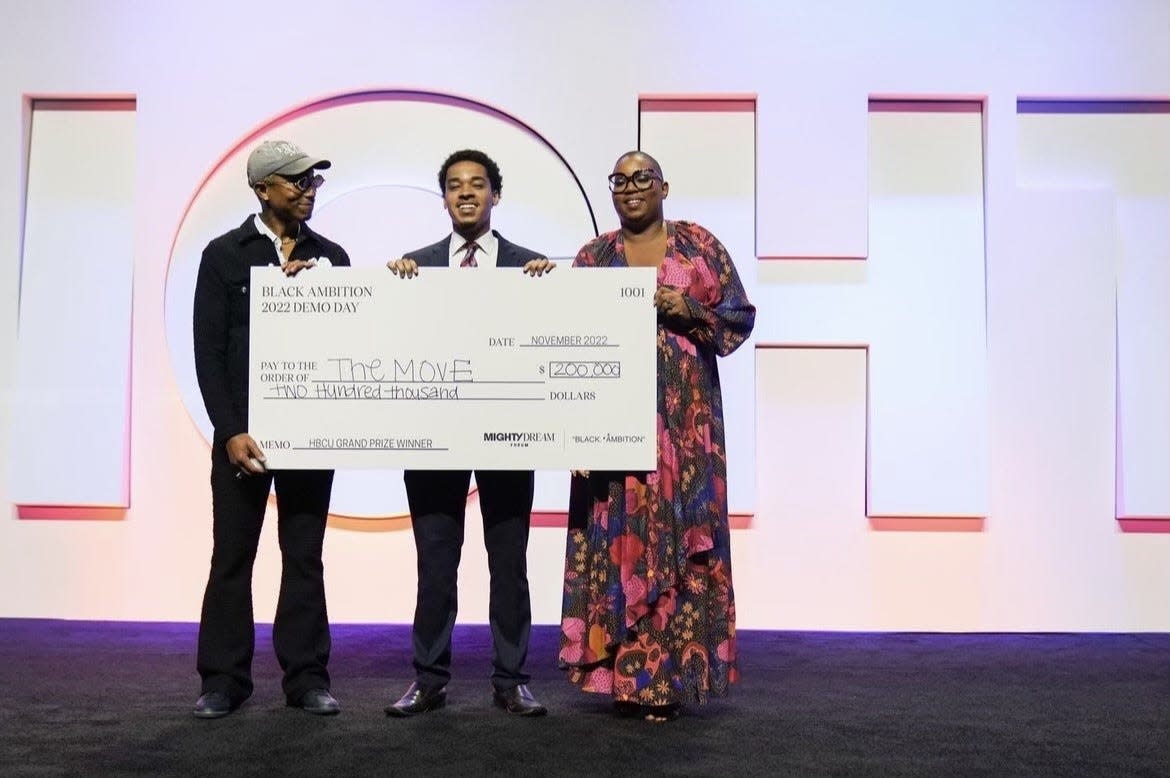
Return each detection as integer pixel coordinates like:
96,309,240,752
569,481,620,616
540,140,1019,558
253,214,290,266
447,230,498,268
252,215,331,267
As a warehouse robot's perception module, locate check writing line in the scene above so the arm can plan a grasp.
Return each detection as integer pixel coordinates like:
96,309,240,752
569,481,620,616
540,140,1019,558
311,379,545,384
263,396,546,401
378,396,545,401
518,343,620,348
294,446,450,451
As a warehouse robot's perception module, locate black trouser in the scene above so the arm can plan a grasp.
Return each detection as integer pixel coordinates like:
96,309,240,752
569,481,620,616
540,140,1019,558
197,444,334,704
404,469,534,691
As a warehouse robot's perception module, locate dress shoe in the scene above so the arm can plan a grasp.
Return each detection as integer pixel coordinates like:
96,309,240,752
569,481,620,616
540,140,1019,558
385,681,447,717
492,684,547,716
290,688,340,716
193,691,235,719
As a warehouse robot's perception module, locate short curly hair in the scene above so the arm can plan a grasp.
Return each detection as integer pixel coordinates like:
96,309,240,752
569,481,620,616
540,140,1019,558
438,149,503,193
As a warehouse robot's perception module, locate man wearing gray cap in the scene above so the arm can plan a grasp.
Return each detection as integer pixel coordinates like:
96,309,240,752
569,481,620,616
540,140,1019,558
191,139,350,719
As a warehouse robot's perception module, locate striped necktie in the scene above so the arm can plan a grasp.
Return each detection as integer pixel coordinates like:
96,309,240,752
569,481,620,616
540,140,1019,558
459,241,479,268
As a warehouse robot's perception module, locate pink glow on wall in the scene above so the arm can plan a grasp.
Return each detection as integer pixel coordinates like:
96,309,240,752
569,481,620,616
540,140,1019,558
17,506,127,521
639,95,757,113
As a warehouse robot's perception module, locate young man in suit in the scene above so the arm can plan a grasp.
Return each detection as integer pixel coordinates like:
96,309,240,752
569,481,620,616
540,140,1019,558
192,140,348,719
384,149,553,717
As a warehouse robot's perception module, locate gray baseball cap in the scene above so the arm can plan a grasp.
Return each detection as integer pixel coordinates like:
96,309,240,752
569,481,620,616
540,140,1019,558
246,140,331,186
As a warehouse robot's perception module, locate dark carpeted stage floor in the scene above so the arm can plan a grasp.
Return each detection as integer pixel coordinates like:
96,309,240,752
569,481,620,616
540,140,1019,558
0,620,1166,777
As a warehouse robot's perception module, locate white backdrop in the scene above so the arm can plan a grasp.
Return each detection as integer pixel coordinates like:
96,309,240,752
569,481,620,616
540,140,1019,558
1,0,1168,631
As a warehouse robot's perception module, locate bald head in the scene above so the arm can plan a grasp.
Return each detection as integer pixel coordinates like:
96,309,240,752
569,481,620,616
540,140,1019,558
614,150,663,178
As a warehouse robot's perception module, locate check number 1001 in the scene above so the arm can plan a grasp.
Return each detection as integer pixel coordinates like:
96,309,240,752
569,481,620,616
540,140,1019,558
543,361,622,378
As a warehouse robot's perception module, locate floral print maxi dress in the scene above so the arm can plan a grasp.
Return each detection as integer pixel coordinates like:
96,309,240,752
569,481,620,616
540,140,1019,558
559,221,756,707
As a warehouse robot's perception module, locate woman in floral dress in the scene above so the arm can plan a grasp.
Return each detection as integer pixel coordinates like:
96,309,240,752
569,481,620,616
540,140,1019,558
559,151,756,721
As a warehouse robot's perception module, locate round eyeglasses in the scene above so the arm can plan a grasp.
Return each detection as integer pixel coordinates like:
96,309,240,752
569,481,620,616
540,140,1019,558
607,169,660,193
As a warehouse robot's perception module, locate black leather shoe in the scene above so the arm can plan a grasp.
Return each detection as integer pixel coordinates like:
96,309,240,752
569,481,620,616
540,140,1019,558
193,691,234,719
492,684,547,716
291,688,340,716
385,681,447,717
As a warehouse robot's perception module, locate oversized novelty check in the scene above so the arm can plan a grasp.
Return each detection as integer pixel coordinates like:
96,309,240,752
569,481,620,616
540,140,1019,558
248,266,656,470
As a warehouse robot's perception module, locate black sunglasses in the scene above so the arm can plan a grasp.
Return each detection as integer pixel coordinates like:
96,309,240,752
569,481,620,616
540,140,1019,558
272,172,325,193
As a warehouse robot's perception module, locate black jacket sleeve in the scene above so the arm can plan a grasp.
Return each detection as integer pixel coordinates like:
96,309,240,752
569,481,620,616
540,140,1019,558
192,242,245,443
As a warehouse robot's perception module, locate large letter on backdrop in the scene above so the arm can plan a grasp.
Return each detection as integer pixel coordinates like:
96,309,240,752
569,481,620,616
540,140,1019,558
758,100,990,526
1016,100,1170,532
10,99,135,516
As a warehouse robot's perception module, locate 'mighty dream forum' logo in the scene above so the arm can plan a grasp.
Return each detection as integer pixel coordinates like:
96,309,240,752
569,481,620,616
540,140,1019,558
483,432,557,448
